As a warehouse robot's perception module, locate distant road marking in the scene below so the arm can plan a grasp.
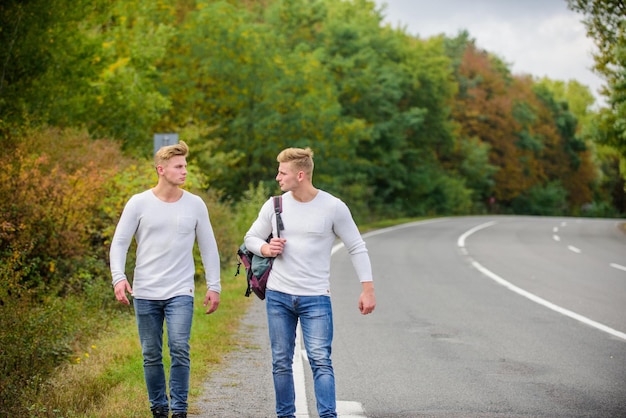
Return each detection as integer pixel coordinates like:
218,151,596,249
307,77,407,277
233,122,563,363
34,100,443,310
459,221,626,342
362,218,446,241
610,263,626,272
568,245,581,253
553,235,560,242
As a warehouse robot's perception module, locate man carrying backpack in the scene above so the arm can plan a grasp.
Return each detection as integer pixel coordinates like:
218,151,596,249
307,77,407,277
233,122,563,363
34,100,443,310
244,147,376,418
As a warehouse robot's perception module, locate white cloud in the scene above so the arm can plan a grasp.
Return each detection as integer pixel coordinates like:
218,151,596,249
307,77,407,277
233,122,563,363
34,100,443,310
373,0,605,104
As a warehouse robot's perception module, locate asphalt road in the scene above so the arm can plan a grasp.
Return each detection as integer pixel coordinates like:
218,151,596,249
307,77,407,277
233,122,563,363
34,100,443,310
191,216,626,417
330,216,626,417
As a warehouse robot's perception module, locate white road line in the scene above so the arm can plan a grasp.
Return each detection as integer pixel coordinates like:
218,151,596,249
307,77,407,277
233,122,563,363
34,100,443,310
553,235,560,242
610,263,626,272
457,221,497,248
459,222,626,342
360,218,446,241
336,401,367,417
471,261,626,342
294,324,309,416
568,245,581,253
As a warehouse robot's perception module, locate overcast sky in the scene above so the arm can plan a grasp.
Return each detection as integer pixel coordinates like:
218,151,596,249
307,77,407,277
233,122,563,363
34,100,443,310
372,0,604,105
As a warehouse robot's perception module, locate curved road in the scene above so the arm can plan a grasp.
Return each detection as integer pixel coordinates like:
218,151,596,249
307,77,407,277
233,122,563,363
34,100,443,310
328,216,626,417
191,215,626,417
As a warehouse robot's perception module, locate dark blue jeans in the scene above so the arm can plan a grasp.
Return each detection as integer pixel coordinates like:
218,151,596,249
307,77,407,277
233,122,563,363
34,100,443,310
134,295,193,414
266,290,337,418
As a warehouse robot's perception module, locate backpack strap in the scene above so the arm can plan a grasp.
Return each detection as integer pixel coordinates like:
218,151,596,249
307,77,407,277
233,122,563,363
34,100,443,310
274,195,284,238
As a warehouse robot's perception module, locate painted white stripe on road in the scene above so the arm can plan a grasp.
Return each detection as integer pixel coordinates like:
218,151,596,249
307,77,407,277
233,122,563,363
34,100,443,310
457,222,626,342
568,245,581,253
294,324,309,416
471,261,626,342
336,401,367,417
457,221,497,248
610,263,626,272
553,235,560,242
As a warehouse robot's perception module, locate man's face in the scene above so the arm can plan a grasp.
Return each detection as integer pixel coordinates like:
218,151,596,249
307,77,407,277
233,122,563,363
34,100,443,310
276,162,299,192
159,155,187,186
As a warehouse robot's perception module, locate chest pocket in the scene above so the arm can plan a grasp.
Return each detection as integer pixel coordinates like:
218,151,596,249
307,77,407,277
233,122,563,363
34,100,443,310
177,216,195,234
306,218,326,235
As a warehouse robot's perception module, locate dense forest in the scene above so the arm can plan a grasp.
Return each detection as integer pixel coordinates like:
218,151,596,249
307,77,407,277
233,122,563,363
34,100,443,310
1,0,624,218
0,0,624,414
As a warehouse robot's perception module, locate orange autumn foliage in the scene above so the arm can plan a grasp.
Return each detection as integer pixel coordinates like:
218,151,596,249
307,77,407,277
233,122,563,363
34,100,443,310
452,44,595,206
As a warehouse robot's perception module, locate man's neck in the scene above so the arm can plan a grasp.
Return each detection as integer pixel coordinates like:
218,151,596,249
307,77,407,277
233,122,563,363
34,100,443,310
152,183,183,202
291,184,318,203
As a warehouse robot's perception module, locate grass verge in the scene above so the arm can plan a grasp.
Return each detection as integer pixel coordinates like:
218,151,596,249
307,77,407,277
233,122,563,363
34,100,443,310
29,271,251,418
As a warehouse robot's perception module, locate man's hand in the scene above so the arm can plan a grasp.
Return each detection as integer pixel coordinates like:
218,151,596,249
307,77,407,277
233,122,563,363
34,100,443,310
203,290,221,314
114,279,133,305
262,237,287,257
358,281,376,315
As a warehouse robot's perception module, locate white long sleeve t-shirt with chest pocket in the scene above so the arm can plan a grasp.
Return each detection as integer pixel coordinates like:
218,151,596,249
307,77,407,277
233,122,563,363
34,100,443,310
109,189,221,300
244,190,372,296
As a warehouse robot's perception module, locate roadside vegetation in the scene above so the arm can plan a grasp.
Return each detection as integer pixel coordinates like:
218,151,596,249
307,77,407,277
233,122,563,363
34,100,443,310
1,0,624,416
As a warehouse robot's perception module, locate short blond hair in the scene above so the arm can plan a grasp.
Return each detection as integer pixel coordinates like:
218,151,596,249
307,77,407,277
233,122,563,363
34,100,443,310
155,141,188,167
277,147,314,177
276,147,315,178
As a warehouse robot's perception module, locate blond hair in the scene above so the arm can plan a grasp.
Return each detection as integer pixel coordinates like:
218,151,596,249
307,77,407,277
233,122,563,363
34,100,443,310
277,147,314,178
154,141,188,167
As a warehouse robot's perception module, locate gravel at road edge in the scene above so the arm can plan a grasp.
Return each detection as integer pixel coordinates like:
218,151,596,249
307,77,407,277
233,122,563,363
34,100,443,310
189,299,276,418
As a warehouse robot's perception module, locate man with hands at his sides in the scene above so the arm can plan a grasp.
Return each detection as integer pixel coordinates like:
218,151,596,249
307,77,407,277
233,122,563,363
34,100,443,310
110,141,221,418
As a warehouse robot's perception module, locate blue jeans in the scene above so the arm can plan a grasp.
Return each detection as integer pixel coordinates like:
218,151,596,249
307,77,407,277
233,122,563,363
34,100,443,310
266,290,337,418
134,295,193,414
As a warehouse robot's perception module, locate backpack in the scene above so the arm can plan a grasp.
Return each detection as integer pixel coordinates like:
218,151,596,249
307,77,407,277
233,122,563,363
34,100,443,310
236,196,284,300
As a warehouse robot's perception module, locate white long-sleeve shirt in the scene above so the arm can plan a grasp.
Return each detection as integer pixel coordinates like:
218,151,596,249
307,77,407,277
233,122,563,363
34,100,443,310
244,190,372,296
109,189,221,300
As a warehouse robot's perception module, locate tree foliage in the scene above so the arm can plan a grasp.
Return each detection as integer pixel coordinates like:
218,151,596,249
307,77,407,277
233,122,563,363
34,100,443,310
567,0,626,155
1,0,620,217
448,35,597,210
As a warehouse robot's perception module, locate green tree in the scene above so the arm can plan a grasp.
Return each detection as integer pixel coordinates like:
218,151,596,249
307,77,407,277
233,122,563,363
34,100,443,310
536,78,596,126
567,0,626,156
160,0,357,198
81,0,175,151
0,0,174,150
313,0,465,216
0,0,102,123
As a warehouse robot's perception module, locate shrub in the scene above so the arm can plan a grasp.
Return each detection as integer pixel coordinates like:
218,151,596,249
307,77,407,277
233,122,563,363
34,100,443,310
511,181,568,216
0,127,129,415
0,127,126,295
